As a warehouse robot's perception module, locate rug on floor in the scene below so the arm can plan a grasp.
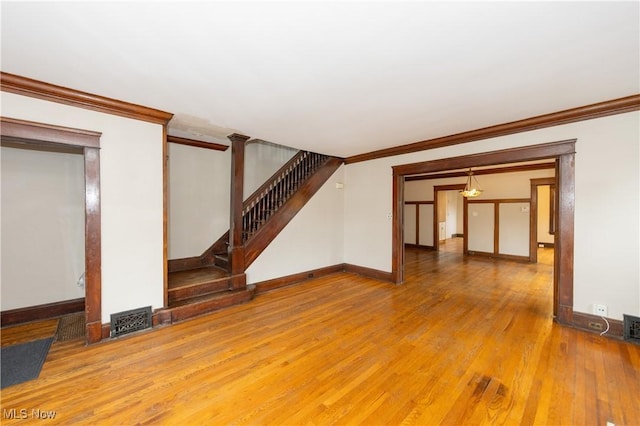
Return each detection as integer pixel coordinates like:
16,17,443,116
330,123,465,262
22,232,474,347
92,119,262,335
1,337,53,389
55,312,85,342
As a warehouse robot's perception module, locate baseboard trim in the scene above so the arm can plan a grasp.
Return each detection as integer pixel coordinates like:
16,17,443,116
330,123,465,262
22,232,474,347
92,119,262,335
570,311,624,339
100,323,111,340
405,243,436,250
467,251,530,263
452,233,464,238
1,298,85,327
343,264,393,282
253,264,345,295
253,262,394,294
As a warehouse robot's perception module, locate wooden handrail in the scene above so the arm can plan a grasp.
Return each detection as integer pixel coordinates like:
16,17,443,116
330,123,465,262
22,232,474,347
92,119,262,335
243,150,306,207
242,152,329,243
169,150,334,273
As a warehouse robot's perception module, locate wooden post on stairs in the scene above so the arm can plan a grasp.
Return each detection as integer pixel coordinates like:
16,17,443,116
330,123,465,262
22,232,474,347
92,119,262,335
228,133,250,289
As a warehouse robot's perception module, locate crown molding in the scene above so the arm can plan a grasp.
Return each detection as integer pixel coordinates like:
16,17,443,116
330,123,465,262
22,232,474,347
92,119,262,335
405,162,555,181
1,116,102,148
346,94,640,164
1,72,173,125
167,135,229,151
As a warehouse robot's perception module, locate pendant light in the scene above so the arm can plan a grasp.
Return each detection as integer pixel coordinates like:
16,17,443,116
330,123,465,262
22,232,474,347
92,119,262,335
460,168,483,198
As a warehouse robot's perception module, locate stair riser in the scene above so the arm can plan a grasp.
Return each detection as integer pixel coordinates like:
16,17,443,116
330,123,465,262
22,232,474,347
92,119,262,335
168,280,231,303
170,291,253,323
214,256,230,271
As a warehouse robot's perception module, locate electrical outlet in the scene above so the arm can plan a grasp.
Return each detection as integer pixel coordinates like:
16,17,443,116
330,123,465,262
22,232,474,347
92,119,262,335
588,322,603,331
592,304,608,316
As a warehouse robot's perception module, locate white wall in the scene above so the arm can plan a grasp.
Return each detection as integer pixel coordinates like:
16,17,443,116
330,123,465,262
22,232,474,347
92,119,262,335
168,144,230,259
498,203,530,256
419,205,434,246
467,203,494,253
1,146,85,310
1,92,165,323
246,166,344,284
344,112,640,320
244,141,297,199
404,205,416,244
537,185,555,244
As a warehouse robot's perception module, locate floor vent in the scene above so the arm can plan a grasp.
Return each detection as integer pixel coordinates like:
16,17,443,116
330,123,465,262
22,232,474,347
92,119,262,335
623,314,640,344
110,306,152,338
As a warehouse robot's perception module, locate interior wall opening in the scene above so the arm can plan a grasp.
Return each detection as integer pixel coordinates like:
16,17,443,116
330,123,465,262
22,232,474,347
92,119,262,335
0,117,102,344
392,140,576,325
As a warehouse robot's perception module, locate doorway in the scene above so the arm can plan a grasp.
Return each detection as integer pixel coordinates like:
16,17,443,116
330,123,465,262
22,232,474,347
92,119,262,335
392,140,576,325
0,117,102,344
434,185,465,254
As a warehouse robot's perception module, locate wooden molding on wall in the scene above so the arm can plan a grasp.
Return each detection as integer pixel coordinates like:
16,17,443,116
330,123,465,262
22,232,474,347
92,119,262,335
254,264,345,295
394,140,576,176
466,250,531,263
406,162,555,181
467,198,531,204
167,135,229,151
1,72,174,125
1,298,85,327
343,264,393,282
101,323,111,340
346,95,639,164
253,263,394,295
84,146,102,344
404,243,435,250
163,126,169,308
0,117,102,148
530,177,557,263
571,311,624,339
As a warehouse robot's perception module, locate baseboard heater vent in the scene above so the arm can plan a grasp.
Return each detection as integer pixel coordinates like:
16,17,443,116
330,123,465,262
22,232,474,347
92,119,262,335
110,306,152,338
623,314,640,344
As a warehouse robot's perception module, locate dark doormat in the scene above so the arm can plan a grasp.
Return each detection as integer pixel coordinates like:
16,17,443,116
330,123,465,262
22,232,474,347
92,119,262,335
55,312,85,342
1,337,53,389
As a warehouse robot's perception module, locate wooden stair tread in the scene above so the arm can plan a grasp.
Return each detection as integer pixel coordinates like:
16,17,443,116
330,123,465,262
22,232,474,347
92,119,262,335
168,266,229,289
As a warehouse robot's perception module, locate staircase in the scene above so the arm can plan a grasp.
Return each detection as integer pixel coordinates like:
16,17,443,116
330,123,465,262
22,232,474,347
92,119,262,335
163,266,254,323
158,150,343,324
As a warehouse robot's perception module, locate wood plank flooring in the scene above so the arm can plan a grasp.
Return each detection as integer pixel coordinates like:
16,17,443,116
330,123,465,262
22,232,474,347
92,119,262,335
1,319,58,347
1,247,638,425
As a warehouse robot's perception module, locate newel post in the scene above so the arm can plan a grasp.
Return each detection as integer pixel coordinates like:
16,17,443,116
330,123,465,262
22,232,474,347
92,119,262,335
228,133,250,289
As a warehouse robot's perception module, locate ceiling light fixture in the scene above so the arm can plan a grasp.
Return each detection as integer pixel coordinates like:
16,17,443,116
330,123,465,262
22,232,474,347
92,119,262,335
460,168,483,198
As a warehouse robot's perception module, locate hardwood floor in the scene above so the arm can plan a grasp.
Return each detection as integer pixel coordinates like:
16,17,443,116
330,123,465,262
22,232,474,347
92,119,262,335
1,248,638,425
1,319,58,347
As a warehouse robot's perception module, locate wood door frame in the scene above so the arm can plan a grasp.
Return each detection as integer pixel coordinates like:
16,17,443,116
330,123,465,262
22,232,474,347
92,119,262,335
1,117,103,344
433,184,466,251
392,139,576,325
529,177,557,263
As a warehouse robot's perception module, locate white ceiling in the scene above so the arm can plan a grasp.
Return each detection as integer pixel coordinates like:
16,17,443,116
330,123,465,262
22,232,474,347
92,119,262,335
2,1,638,158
